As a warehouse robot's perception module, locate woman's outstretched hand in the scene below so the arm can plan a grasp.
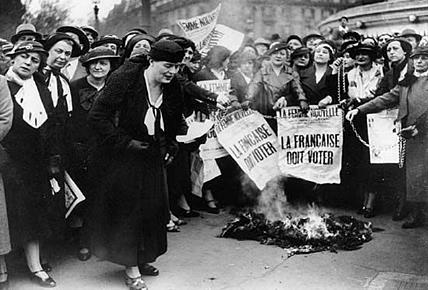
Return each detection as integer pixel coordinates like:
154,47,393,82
346,108,359,121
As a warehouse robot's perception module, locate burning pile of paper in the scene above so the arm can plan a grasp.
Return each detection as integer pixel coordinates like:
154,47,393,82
219,210,373,256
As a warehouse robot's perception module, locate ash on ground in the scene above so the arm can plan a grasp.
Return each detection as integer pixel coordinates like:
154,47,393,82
219,210,374,256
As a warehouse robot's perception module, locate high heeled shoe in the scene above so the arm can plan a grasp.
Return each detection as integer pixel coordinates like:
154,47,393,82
204,200,220,214
31,270,56,288
174,207,200,218
138,264,159,276
124,274,148,290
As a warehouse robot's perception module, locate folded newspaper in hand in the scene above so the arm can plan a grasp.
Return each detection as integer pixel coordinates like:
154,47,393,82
176,119,214,144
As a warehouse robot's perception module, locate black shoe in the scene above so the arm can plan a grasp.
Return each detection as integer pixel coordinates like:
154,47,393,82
174,207,200,218
205,200,220,214
138,263,159,276
41,263,52,273
77,248,92,261
31,270,56,288
363,208,375,218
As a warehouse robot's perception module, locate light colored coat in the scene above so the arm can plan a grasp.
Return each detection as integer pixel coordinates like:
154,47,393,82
359,76,428,202
0,75,13,255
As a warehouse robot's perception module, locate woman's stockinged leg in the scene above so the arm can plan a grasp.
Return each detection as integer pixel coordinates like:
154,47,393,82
24,241,43,273
125,266,141,279
25,241,56,287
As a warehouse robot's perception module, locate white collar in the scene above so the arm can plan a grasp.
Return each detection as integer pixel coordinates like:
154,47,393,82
210,68,225,80
143,70,164,135
6,68,48,128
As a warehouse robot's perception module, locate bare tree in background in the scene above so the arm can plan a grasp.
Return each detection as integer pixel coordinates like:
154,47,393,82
0,0,26,40
22,0,70,36
140,0,151,33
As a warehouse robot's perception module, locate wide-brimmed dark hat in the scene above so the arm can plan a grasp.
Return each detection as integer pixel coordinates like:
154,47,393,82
267,42,288,55
81,47,120,66
381,38,412,60
410,46,428,58
91,34,122,49
164,35,195,51
343,31,361,41
290,47,311,60
122,27,148,47
11,23,42,44
340,40,358,53
57,25,90,54
149,40,184,63
302,33,324,45
286,35,302,45
44,32,82,57
400,28,422,42
81,25,99,40
124,34,156,58
348,43,378,59
7,40,48,58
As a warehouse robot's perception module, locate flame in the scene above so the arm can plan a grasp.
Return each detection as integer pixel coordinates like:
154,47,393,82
299,206,333,240
255,176,335,240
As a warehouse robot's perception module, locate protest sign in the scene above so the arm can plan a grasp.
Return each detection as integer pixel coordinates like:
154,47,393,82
277,105,343,184
196,79,230,99
197,80,230,160
176,114,214,144
177,4,221,51
367,109,399,164
177,5,244,56
206,24,245,55
64,171,86,218
215,109,281,190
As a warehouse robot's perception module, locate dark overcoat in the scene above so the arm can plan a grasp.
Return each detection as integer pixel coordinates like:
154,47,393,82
2,72,65,246
87,60,184,266
298,65,332,105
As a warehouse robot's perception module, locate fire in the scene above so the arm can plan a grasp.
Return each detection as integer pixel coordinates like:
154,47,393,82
226,178,374,255
300,207,334,240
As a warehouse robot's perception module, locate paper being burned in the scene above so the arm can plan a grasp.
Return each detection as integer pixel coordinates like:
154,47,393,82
219,210,374,257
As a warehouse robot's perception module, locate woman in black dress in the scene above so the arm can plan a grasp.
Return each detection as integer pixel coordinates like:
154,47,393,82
69,47,119,261
2,41,60,287
88,40,185,290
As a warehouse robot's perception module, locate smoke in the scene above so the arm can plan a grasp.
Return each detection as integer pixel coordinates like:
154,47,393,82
240,174,326,222
256,175,290,221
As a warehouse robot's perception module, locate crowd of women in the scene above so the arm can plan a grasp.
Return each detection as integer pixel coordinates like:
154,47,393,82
0,20,426,290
